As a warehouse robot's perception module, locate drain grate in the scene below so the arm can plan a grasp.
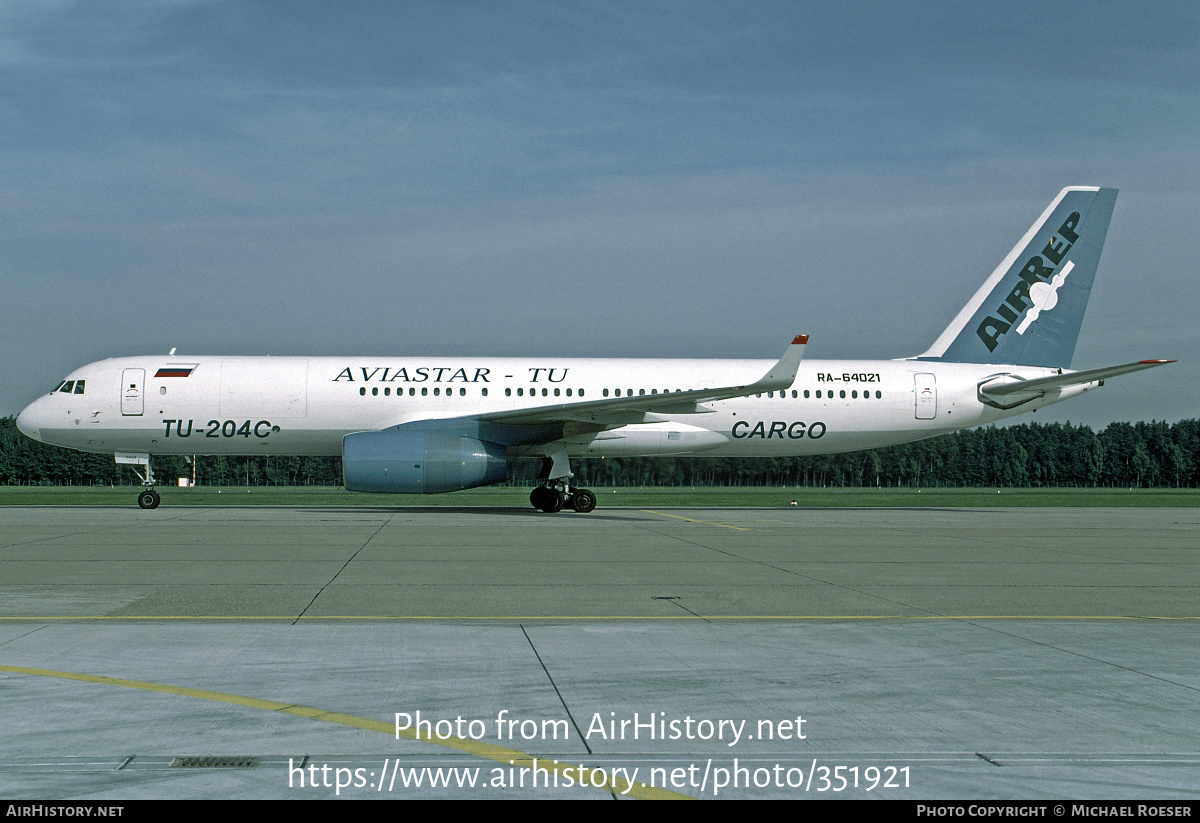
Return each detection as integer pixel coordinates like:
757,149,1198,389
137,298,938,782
170,756,260,769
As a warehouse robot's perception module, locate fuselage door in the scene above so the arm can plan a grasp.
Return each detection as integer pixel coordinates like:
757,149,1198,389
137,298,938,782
914,373,937,419
121,368,145,416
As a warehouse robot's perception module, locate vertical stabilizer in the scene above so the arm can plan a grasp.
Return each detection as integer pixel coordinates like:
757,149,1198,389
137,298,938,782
916,186,1117,368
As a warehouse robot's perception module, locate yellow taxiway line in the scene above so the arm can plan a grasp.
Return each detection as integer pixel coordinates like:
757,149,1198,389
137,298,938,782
640,510,749,530
0,663,690,800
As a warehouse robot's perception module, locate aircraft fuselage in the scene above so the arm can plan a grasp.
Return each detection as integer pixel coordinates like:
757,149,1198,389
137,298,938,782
18,354,1087,460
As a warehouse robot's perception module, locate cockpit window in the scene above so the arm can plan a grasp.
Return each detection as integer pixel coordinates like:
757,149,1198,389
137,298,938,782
52,381,66,393
59,381,75,393
74,380,85,394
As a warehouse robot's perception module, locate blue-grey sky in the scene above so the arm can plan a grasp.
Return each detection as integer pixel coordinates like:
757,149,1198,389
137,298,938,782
3,1,1197,428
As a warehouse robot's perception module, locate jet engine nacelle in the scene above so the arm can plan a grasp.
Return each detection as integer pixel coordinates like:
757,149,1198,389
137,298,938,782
342,429,507,493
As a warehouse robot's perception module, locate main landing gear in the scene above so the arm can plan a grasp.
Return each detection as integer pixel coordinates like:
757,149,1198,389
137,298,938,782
530,481,597,514
530,450,596,513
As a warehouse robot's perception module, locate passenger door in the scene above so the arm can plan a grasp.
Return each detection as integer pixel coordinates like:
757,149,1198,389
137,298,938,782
914,373,937,419
121,368,145,416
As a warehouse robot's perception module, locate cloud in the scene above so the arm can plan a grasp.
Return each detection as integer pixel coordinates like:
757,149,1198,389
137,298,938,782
1,2,1197,426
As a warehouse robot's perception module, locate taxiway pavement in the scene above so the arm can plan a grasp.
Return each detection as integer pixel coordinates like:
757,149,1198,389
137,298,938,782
1,506,1197,799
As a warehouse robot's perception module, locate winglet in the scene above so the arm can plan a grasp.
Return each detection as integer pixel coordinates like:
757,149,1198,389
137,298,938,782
753,334,808,390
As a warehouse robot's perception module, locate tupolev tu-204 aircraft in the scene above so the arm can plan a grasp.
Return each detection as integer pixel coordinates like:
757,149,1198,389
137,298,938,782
17,186,1172,511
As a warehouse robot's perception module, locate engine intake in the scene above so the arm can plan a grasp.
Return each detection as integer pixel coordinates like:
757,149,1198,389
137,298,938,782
342,429,507,493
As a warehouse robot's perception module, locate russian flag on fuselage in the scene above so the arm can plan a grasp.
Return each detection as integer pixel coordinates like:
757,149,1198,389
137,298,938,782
155,365,198,378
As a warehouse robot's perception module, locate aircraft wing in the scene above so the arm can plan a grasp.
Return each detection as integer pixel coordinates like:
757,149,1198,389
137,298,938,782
979,359,1175,401
474,334,808,428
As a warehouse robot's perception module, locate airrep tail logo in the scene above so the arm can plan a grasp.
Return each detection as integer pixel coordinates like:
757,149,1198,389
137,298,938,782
976,212,1080,352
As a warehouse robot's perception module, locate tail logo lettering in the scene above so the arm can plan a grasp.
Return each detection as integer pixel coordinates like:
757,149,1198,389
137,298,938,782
976,212,1080,352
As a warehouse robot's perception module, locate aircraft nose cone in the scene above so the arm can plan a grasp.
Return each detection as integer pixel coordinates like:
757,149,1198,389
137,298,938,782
16,402,43,442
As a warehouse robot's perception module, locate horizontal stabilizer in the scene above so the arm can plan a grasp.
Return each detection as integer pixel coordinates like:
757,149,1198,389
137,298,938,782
980,359,1175,400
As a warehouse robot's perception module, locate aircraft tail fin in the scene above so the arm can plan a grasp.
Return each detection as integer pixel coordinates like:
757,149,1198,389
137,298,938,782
916,186,1118,369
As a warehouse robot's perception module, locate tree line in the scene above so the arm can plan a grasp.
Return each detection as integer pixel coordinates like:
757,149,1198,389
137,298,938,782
2,416,1197,489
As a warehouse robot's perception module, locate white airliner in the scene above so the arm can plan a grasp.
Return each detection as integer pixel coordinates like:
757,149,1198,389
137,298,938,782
17,186,1172,511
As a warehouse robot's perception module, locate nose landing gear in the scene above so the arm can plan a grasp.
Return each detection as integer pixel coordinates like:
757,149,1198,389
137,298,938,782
120,452,161,509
